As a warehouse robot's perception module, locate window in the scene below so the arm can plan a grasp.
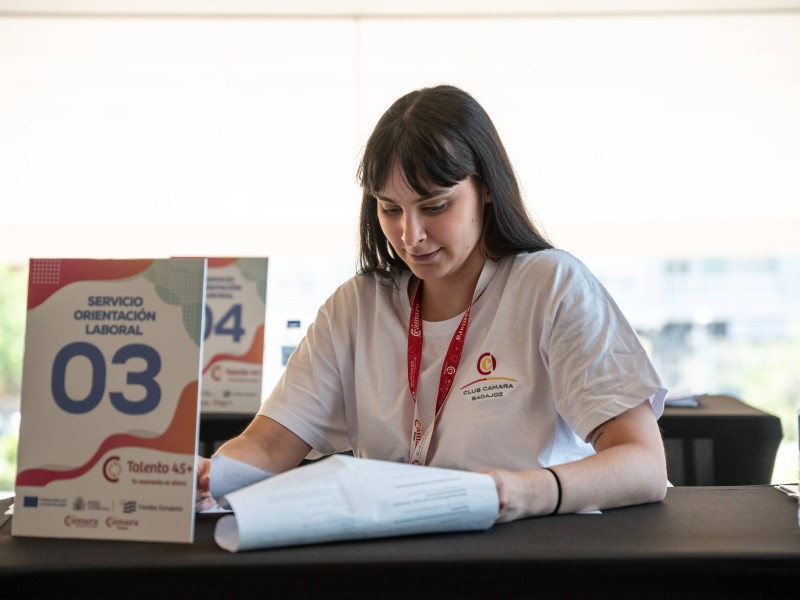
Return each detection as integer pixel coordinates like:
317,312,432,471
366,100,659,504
1,2,799,489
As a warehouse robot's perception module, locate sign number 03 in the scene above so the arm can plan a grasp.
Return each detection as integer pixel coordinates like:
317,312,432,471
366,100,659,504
51,342,162,415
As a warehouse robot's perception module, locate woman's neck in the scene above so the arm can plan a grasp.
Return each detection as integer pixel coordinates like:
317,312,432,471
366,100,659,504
421,285,472,322
409,257,486,322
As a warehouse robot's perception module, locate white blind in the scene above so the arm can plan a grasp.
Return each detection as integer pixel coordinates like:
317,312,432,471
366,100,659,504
1,11,799,262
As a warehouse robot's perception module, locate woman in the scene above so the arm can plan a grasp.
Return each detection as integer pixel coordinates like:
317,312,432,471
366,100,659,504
198,85,667,522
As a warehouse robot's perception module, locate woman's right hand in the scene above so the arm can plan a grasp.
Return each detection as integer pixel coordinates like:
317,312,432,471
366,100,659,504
192,415,312,513
195,456,216,512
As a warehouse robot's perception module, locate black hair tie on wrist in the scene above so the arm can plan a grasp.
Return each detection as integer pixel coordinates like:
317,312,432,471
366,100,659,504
544,467,562,516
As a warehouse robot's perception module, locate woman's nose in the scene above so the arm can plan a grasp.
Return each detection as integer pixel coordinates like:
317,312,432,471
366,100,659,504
401,213,425,247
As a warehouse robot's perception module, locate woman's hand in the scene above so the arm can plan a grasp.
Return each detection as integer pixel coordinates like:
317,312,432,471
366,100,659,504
483,468,559,523
192,415,312,513
483,401,667,523
194,456,217,512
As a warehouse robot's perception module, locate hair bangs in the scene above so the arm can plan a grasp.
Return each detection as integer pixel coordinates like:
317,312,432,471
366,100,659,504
393,130,476,196
361,116,476,199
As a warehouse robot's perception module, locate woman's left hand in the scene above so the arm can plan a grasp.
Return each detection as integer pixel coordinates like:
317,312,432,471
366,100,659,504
483,468,559,523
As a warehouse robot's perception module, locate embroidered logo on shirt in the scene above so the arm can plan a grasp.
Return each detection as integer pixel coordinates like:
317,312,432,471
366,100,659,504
459,352,518,401
477,352,496,375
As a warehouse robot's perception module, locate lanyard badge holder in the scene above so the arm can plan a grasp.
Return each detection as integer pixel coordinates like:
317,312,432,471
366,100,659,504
407,261,498,465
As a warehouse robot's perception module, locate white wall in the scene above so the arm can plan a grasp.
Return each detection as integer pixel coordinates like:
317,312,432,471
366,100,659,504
1,7,799,261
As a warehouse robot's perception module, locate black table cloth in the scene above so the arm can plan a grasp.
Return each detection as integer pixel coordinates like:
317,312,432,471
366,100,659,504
2,486,798,599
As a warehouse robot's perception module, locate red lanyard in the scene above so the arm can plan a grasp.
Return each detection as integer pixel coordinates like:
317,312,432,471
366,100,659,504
407,281,474,464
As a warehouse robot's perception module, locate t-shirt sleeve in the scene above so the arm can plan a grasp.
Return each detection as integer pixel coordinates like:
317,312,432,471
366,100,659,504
258,298,352,455
542,265,667,442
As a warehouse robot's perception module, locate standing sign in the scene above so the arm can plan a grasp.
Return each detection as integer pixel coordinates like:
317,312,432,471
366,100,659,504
201,258,268,414
13,258,206,543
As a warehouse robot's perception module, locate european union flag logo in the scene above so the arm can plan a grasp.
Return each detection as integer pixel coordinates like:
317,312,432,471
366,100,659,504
23,496,39,508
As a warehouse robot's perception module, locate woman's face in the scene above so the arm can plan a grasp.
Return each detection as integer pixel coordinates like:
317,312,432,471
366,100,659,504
375,164,489,290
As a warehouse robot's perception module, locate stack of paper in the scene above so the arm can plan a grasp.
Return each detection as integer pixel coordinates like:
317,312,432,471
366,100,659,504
209,455,499,552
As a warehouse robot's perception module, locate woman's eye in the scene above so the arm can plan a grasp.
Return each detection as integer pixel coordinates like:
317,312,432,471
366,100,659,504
380,205,401,216
424,203,448,214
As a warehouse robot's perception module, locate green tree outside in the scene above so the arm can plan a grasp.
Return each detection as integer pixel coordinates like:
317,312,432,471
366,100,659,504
0,263,26,492
0,264,26,399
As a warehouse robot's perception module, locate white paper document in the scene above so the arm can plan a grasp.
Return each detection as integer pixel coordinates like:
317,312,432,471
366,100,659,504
213,454,499,552
209,455,273,508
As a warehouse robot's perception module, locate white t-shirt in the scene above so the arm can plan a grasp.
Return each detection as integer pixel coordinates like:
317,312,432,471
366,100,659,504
260,250,666,471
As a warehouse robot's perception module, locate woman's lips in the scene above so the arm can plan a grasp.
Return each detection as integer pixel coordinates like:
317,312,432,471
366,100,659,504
406,249,440,263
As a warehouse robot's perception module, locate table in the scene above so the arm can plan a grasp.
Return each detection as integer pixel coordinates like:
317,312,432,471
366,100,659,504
2,486,798,599
660,394,783,485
